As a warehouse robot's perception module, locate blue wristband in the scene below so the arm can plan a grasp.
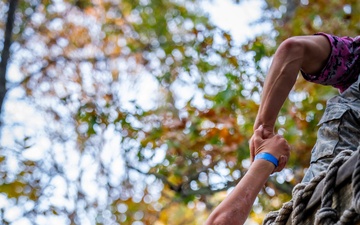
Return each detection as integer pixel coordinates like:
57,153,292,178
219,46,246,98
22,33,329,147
254,152,279,167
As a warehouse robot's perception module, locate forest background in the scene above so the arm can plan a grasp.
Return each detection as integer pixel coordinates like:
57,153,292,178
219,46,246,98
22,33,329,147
0,0,358,224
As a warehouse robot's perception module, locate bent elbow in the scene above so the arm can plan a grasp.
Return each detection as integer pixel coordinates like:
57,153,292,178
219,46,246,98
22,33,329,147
277,37,306,58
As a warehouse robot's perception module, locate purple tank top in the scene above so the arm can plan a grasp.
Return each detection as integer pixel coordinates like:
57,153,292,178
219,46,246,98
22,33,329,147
301,32,360,93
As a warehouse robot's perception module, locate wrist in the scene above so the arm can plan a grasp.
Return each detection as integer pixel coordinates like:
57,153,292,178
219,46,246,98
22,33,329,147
254,152,279,168
254,122,274,131
249,159,275,177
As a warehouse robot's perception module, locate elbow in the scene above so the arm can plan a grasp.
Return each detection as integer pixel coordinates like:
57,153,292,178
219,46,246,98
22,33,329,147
277,37,306,59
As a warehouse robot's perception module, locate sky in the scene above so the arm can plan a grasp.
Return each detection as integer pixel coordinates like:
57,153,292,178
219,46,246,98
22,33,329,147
203,0,270,43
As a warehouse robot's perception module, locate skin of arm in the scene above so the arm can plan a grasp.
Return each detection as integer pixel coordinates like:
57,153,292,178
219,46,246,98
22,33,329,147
205,126,290,225
250,35,331,171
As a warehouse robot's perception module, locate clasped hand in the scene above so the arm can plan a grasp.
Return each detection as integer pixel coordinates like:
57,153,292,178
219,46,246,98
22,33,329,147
249,126,290,172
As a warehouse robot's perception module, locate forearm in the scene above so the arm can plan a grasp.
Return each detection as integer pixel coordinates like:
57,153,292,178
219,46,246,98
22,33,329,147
205,160,274,225
254,35,331,131
255,41,303,131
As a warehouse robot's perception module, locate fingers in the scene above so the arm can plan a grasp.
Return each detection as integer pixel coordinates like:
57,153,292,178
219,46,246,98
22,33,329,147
253,126,264,147
272,136,290,172
253,133,290,173
254,125,264,137
249,126,290,172
250,126,264,162
273,155,288,173
250,137,255,162
262,127,275,139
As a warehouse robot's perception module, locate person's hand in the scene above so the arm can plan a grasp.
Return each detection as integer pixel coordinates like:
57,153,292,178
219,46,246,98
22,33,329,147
251,126,290,172
249,125,274,162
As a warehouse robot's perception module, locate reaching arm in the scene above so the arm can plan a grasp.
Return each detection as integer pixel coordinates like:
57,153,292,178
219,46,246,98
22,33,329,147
205,159,274,225
205,126,290,225
250,35,331,170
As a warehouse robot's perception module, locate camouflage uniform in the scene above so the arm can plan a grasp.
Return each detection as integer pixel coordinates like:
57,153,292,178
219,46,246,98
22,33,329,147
301,33,360,182
302,76,360,182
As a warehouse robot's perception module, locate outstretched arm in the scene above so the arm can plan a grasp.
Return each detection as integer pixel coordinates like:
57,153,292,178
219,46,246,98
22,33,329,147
205,126,290,225
250,35,331,170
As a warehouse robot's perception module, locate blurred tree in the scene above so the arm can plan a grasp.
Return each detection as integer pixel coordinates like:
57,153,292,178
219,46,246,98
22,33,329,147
0,0,18,115
0,0,358,224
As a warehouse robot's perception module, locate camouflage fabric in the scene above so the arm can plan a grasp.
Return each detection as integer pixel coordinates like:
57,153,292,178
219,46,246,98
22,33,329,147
302,75,360,182
301,33,360,93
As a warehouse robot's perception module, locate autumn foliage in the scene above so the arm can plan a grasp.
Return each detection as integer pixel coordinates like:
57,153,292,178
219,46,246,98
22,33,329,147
0,0,356,224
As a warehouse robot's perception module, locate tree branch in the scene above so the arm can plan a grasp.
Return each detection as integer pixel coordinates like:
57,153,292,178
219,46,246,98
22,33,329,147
128,163,242,198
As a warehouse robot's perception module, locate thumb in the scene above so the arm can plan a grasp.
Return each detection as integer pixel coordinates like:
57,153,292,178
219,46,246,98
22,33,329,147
262,126,274,139
273,155,288,173
253,125,264,150
254,125,264,139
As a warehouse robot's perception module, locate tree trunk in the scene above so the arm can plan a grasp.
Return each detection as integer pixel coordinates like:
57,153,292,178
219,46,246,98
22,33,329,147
0,0,19,118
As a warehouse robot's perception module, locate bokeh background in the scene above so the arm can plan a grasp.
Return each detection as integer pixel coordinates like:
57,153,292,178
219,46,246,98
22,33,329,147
0,0,358,224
